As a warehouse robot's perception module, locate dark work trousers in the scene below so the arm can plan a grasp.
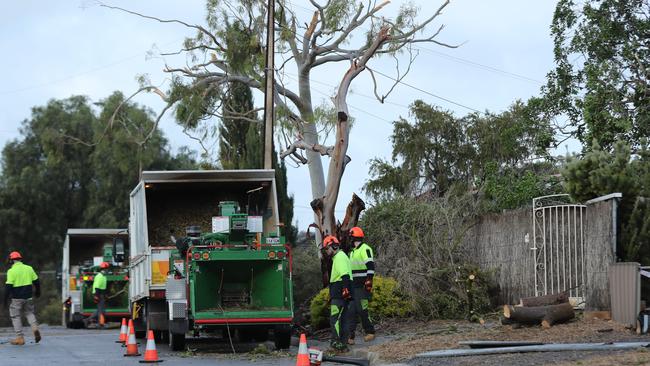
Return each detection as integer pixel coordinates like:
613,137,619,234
89,292,106,324
348,286,375,339
330,298,350,344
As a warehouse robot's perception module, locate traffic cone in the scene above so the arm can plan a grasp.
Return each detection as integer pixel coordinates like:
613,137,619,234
139,330,163,363
296,333,309,366
99,313,106,327
116,318,128,344
124,319,141,357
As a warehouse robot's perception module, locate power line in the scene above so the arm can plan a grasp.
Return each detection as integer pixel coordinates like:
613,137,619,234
415,46,544,85
0,38,184,95
368,68,482,113
279,0,543,85
282,73,395,123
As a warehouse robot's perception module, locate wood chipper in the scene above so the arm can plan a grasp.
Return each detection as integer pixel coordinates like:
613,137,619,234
128,170,293,350
61,229,130,328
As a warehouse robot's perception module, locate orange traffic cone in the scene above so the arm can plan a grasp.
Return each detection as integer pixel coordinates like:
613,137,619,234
116,318,128,344
99,313,106,327
296,333,309,366
139,330,163,363
124,319,141,357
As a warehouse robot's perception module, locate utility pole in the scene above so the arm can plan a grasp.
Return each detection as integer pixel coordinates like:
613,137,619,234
263,0,275,170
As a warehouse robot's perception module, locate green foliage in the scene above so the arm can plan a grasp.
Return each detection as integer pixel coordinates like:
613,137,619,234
40,297,64,326
309,286,331,330
309,276,412,329
562,140,639,204
360,194,496,319
562,139,650,261
0,94,196,269
218,81,297,244
483,161,562,210
292,242,322,306
542,0,650,149
364,99,555,209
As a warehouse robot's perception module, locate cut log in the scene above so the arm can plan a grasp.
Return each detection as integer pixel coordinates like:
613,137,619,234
519,291,569,307
503,302,574,327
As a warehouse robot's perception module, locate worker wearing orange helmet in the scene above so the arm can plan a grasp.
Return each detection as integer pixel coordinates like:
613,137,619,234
347,226,376,344
86,261,109,328
323,235,352,352
3,251,41,345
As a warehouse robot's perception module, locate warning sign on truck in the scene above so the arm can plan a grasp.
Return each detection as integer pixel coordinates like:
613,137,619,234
151,249,170,285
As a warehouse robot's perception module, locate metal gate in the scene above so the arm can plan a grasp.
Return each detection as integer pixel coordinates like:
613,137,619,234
532,194,586,305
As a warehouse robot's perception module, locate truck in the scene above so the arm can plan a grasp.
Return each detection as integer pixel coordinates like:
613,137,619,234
61,229,130,328
128,170,293,350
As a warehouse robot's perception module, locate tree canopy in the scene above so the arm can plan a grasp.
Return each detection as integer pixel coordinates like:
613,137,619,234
364,99,556,208
542,0,650,149
0,93,196,268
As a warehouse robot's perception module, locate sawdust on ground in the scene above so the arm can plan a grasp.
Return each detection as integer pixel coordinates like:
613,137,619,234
369,316,647,362
555,349,650,366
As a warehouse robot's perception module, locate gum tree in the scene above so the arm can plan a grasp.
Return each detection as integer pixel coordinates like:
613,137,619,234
102,0,457,245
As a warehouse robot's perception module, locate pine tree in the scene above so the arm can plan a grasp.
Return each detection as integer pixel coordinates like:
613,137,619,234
219,82,296,243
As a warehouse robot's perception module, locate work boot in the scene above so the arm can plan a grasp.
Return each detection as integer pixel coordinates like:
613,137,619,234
10,336,25,345
33,329,41,343
363,333,375,342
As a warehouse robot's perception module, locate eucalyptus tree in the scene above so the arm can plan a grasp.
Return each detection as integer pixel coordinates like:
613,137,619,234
102,0,458,239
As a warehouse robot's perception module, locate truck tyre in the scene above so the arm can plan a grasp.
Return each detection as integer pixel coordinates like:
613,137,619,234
253,329,269,342
274,325,291,350
169,330,186,351
71,313,85,329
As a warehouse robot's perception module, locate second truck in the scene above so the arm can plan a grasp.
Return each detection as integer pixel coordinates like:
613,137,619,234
128,170,293,350
61,229,130,328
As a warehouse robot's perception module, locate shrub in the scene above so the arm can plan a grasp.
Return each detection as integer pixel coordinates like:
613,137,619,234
40,297,63,325
292,243,323,306
309,275,412,329
361,194,496,320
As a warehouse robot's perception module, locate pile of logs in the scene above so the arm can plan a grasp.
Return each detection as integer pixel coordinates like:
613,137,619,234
502,291,575,328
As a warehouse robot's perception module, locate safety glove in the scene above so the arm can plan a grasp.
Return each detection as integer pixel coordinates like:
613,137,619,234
342,287,352,301
364,277,373,293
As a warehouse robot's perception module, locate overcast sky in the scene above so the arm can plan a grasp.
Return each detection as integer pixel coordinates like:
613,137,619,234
0,0,560,229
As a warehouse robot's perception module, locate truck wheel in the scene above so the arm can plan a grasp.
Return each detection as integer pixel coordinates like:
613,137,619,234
71,313,85,329
238,329,253,343
274,326,291,350
169,330,186,351
253,329,269,342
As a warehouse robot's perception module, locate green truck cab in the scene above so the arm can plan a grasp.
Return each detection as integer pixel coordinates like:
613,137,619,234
128,171,294,350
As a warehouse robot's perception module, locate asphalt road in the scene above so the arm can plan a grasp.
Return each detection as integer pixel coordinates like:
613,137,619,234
0,325,297,365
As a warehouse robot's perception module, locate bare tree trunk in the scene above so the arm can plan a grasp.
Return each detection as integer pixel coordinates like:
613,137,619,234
317,27,390,238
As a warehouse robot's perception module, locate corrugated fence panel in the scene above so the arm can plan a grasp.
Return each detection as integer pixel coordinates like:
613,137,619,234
609,263,640,327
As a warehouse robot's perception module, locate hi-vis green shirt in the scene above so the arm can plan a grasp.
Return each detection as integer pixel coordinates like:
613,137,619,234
6,261,38,299
350,243,375,285
93,272,107,294
330,250,352,284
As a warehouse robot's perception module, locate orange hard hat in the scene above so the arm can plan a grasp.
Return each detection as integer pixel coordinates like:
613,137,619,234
99,262,110,269
349,227,364,238
322,235,340,248
8,251,22,260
